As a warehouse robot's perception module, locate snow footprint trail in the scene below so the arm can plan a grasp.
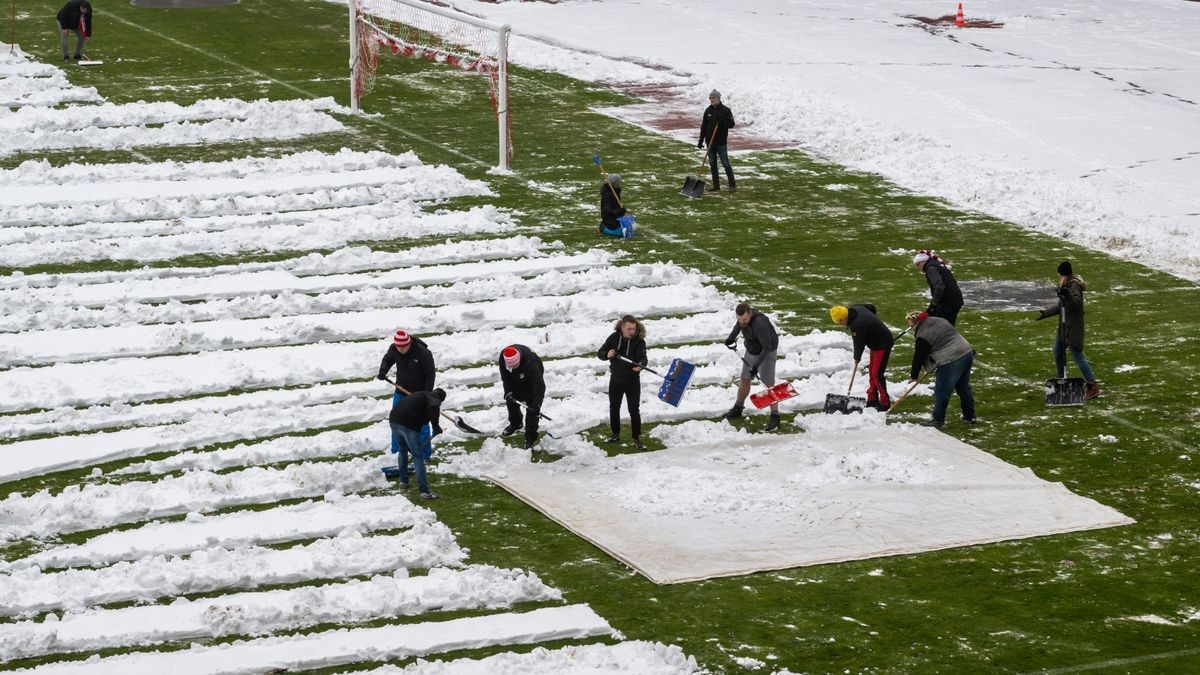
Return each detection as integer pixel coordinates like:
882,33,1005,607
0,528,466,616
6,605,613,675
0,565,561,661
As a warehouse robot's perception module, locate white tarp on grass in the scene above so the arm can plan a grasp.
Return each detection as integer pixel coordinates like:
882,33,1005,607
486,426,1134,584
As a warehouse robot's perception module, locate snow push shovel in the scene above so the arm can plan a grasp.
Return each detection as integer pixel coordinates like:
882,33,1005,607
615,355,696,407
593,155,636,238
823,361,867,414
1045,377,1086,407
680,127,719,198
384,378,487,435
727,345,799,408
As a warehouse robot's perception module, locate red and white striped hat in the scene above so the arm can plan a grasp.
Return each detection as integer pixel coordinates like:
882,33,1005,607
502,345,521,369
393,330,412,349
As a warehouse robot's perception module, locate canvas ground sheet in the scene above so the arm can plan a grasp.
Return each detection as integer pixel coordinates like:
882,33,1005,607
486,428,1134,584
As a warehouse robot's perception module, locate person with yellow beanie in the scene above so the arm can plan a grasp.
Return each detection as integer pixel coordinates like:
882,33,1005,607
831,304,894,410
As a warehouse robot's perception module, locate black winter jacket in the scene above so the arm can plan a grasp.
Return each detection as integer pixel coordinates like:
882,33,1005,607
847,304,894,362
389,390,444,433
499,344,546,402
597,322,647,382
377,337,436,394
726,309,778,356
1037,275,1087,349
923,258,963,310
57,0,92,36
600,183,626,228
699,103,735,147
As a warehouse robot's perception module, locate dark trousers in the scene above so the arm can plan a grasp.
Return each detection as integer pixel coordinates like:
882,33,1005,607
608,376,641,438
708,144,734,182
928,304,961,326
505,390,544,444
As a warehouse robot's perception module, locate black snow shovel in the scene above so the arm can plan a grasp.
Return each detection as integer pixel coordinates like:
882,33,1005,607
823,361,867,414
1045,377,1086,406
384,378,487,435
680,127,719,198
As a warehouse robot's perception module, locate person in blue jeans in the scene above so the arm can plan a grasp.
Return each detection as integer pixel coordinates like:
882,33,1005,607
377,329,436,460
389,388,445,500
1037,260,1100,400
698,89,736,193
906,311,976,428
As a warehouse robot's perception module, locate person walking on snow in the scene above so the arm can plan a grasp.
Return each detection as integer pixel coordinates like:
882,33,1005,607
599,173,628,237
376,329,436,461
830,304,894,411
598,314,648,450
499,344,546,450
905,311,976,428
698,89,736,193
723,302,780,431
1036,260,1100,401
56,0,92,62
913,250,964,325
389,388,445,500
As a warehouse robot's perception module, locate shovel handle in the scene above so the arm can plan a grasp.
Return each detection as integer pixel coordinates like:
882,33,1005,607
886,370,930,413
698,126,719,172
594,157,625,208
615,354,661,379
383,377,460,428
511,396,553,422
847,360,859,396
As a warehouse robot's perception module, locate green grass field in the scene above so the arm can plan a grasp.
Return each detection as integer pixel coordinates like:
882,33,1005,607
8,0,1200,672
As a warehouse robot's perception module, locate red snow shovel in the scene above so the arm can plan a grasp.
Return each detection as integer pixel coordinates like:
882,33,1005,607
750,381,797,409
823,361,867,414
680,127,718,198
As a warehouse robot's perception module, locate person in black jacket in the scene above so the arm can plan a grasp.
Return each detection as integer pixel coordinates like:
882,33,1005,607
830,304,895,410
56,0,93,62
499,344,546,450
390,388,445,499
597,315,648,449
914,250,964,325
698,90,736,193
376,329,436,460
1036,260,1100,400
599,174,626,236
723,302,781,430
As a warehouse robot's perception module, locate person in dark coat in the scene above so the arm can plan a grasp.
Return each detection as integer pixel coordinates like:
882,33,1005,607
389,388,445,499
56,0,93,62
1036,260,1100,400
906,311,976,427
597,314,648,449
599,174,626,236
376,329,436,460
723,302,781,430
499,344,546,450
698,89,736,192
914,250,964,325
831,304,895,410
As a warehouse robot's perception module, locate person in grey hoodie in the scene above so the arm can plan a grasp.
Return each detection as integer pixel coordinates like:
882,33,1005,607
723,302,781,431
906,310,975,427
597,314,648,449
1036,260,1100,401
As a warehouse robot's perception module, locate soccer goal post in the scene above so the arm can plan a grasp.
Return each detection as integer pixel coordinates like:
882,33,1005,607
349,0,511,170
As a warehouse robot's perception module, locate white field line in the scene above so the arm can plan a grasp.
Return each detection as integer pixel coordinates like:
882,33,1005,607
0,244,600,308
0,283,725,367
0,456,389,541
8,494,436,571
0,528,466,617
0,97,340,134
351,640,700,674
8,604,612,675
0,565,560,662
0,263,704,333
0,106,343,157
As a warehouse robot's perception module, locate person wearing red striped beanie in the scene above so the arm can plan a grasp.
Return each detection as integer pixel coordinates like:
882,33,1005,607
377,329,437,459
498,344,546,450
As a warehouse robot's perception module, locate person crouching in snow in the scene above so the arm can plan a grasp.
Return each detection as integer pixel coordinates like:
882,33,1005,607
376,329,436,461
830,304,894,411
1036,260,1100,401
723,302,780,431
598,314,647,450
906,311,976,428
389,388,445,500
599,173,626,236
499,344,546,450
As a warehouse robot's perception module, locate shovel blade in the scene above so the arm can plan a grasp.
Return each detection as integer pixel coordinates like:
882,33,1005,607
750,382,798,409
679,175,706,198
823,394,867,414
453,415,488,435
1045,378,1086,406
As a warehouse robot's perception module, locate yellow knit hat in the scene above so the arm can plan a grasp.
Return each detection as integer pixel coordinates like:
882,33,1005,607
830,305,848,324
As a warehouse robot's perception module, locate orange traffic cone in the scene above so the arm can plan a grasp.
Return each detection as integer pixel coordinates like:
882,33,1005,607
955,2,965,27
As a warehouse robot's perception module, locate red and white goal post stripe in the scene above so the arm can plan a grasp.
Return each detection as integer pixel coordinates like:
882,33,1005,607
349,0,511,170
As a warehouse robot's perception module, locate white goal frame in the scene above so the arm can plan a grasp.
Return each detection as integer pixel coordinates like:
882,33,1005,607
349,0,511,170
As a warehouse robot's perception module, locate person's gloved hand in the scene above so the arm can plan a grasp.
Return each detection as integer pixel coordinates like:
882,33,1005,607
724,340,736,350
504,392,515,403
697,140,704,149
431,426,443,438
749,366,759,379
376,374,387,381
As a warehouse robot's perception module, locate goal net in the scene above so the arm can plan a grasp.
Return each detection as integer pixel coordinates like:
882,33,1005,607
350,0,511,170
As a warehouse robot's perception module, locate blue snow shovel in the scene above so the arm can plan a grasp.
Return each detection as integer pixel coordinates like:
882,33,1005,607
615,355,696,407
